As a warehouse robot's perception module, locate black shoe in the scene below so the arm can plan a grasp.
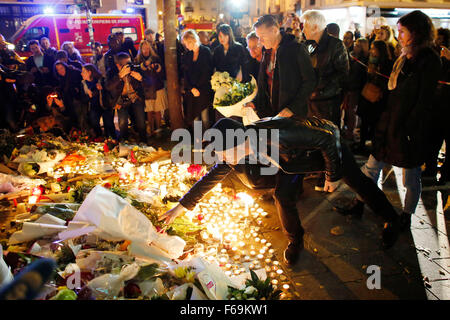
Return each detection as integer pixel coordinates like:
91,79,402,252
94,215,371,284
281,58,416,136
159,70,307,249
382,221,400,249
334,198,364,219
399,212,412,232
283,240,304,266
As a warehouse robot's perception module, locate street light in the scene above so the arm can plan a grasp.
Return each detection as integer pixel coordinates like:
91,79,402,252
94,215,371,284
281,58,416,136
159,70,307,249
43,7,55,14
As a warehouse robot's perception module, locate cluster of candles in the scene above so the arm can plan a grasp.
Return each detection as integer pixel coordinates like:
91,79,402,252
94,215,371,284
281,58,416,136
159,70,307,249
183,184,292,298
51,160,107,179
25,142,294,298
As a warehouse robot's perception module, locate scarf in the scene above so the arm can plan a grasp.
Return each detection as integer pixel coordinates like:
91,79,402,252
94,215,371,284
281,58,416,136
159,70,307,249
388,46,410,91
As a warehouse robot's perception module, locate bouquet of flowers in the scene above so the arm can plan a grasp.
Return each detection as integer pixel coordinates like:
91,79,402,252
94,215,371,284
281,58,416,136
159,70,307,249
210,72,258,119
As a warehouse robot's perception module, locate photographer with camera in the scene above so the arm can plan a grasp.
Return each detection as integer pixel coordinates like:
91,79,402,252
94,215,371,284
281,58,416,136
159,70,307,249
105,52,147,143
135,40,166,138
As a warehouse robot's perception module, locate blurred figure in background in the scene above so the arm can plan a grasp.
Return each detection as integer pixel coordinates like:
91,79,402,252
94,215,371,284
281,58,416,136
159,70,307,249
213,24,250,83
61,41,85,64
198,31,211,47
356,40,393,154
327,23,340,39
376,25,401,59
39,37,57,60
245,31,263,80
343,31,354,54
135,40,166,138
181,30,214,131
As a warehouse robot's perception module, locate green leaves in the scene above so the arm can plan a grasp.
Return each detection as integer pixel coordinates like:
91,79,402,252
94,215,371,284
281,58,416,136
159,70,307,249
228,270,282,300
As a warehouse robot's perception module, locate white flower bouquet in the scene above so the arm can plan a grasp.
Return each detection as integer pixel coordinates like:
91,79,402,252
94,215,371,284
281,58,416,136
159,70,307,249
211,72,258,119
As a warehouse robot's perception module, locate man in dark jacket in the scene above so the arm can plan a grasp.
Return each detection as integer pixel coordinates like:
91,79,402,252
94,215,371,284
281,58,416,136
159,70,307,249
25,40,54,87
246,16,316,119
105,52,147,143
301,10,349,126
104,34,122,75
40,37,57,60
240,14,315,265
160,117,401,263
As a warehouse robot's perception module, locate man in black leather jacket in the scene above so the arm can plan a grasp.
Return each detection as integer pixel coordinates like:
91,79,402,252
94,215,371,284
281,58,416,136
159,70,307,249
301,10,349,125
160,117,401,264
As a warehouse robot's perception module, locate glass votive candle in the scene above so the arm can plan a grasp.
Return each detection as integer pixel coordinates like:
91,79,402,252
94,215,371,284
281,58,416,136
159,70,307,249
276,269,283,275
261,239,267,245
218,254,229,266
194,243,204,256
271,279,278,285
206,244,218,256
257,254,264,260
223,238,232,250
282,284,290,290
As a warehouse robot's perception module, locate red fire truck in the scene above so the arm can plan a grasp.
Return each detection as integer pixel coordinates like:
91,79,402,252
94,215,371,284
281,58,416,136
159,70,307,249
9,14,145,58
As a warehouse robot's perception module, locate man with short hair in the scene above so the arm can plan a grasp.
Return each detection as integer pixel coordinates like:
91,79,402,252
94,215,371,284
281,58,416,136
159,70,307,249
91,41,106,76
245,31,263,80
198,31,210,47
104,34,122,75
55,50,82,70
25,40,54,86
40,37,57,60
242,14,316,265
343,31,354,54
105,52,147,143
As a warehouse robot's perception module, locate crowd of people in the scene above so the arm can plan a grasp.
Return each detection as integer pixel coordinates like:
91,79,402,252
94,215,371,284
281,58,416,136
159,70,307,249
0,10,449,265
159,10,450,266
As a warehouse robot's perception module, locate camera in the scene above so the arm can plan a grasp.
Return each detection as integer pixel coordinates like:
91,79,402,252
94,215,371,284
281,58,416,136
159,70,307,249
126,62,141,72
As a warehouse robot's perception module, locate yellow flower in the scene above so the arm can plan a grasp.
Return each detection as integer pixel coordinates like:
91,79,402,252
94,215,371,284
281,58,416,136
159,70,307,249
185,271,196,283
174,267,187,279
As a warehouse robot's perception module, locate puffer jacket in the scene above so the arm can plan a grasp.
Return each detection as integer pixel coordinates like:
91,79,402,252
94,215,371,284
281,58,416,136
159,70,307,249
179,116,343,210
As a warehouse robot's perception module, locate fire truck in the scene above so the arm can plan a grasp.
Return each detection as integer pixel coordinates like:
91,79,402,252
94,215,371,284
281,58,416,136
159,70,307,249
9,13,145,58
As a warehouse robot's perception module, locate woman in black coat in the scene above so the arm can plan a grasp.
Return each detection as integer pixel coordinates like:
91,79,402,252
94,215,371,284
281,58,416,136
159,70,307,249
342,11,442,230
181,30,214,130
213,24,249,83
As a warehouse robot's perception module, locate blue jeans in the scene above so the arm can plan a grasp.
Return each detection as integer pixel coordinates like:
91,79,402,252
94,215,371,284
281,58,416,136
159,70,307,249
361,155,422,214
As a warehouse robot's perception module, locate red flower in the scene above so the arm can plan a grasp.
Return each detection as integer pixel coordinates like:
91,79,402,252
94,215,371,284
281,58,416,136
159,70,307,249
103,183,112,189
188,164,204,177
103,143,109,153
130,150,137,164
197,214,204,221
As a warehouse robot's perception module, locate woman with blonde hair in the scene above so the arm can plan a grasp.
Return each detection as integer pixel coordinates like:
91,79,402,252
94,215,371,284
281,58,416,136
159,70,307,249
135,39,167,137
181,29,214,131
377,25,401,58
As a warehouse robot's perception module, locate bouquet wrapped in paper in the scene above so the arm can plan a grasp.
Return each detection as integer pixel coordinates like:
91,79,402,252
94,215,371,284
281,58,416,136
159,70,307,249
211,72,259,124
